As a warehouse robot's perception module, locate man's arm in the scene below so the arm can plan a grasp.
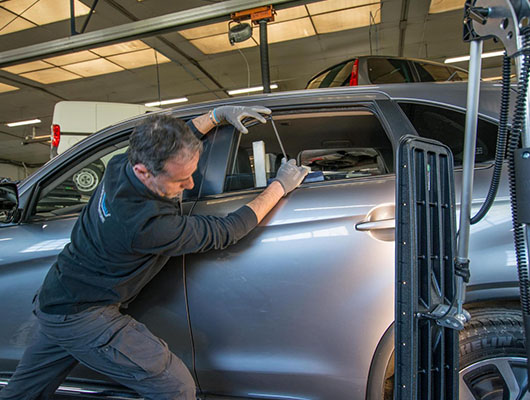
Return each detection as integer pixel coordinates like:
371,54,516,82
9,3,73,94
246,181,284,223
246,158,308,223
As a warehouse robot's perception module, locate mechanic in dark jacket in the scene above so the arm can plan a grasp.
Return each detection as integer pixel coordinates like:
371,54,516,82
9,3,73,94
0,106,307,400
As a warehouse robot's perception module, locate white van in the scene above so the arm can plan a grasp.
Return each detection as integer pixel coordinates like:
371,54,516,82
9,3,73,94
51,101,160,157
50,101,159,194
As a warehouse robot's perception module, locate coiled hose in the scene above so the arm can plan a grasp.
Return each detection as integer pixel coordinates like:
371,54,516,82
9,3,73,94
507,30,530,368
470,54,511,224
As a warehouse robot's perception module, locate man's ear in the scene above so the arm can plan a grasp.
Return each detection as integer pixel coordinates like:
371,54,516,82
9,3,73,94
132,163,151,183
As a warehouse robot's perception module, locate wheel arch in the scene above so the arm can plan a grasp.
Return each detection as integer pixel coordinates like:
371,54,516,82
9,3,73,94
365,292,522,400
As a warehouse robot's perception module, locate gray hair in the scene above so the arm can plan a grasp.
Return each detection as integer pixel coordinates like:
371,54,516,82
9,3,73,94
128,115,203,176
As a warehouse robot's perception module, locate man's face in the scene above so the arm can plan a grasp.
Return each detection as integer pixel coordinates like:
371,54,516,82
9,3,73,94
138,151,200,200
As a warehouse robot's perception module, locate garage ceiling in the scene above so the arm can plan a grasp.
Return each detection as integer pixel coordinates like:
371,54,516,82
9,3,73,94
0,0,505,166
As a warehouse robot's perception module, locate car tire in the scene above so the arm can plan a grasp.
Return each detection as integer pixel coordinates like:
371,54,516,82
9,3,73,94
72,161,105,195
459,307,527,400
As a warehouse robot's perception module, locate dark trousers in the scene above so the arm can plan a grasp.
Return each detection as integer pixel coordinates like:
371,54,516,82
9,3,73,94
0,298,195,400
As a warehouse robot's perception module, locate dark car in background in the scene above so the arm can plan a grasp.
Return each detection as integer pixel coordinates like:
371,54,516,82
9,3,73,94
0,82,523,400
305,55,468,89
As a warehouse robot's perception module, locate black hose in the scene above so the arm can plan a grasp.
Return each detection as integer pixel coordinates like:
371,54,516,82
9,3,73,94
470,54,511,224
508,30,530,315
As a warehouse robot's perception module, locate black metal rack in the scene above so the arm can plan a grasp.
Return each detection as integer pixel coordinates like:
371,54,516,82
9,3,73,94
395,136,459,400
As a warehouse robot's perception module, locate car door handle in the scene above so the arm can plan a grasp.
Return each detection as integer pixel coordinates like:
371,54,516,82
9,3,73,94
355,218,395,231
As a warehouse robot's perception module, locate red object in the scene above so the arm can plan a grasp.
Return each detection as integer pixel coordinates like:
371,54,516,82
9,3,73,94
51,124,60,148
349,59,359,86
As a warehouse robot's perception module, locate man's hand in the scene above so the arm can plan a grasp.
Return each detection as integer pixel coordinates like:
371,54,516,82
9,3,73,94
273,158,308,197
213,106,271,134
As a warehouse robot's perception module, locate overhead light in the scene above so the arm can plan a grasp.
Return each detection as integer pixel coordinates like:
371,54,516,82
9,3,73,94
306,0,378,15
20,68,82,84
444,50,505,63
429,0,465,14
2,60,53,74
312,4,380,34
62,58,124,77
228,84,279,95
144,97,188,107
90,40,150,57
0,82,19,93
7,119,41,127
108,49,171,69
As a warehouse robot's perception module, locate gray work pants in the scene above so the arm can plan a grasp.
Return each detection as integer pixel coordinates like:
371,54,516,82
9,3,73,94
0,297,196,400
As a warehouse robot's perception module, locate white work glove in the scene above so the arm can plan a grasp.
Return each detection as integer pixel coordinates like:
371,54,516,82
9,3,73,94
272,158,308,196
213,106,271,134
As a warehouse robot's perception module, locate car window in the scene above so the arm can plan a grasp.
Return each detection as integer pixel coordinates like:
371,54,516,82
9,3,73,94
367,58,413,84
413,62,467,82
398,102,498,165
306,61,355,89
224,110,393,192
32,145,129,219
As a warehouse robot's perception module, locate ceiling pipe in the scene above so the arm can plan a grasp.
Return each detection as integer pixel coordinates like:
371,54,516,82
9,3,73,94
0,0,313,68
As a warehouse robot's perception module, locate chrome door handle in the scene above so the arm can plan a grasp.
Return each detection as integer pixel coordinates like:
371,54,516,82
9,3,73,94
355,218,395,231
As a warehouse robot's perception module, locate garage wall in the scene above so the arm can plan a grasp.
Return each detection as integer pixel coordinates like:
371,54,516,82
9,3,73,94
0,163,38,182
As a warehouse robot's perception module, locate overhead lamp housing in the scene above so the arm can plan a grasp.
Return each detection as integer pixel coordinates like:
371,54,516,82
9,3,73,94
228,22,253,45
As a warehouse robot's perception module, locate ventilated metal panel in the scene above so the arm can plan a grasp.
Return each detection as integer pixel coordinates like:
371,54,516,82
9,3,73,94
395,135,459,400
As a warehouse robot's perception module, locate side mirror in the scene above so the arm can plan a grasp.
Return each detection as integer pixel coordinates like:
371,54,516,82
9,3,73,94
0,182,19,224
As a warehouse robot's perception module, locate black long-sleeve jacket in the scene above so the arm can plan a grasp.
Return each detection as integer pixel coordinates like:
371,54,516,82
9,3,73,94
39,151,257,315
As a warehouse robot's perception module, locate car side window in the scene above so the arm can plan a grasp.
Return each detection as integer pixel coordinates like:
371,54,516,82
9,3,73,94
32,145,128,219
398,102,498,165
413,62,467,82
224,110,393,192
367,58,413,84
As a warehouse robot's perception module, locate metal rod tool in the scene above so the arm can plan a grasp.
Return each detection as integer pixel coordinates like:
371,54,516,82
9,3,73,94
269,116,287,160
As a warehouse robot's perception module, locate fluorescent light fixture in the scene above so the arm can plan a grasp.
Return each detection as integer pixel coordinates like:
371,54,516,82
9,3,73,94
144,97,188,107
444,50,505,63
228,84,279,95
7,118,41,127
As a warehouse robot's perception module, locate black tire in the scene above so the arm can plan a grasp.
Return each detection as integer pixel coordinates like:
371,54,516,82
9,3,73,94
459,308,527,400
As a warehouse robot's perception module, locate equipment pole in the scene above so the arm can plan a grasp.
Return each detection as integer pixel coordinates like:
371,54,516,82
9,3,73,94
456,39,483,314
259,19,271,93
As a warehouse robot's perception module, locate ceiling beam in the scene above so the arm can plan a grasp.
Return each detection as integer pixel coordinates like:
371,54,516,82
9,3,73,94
0,0,315,67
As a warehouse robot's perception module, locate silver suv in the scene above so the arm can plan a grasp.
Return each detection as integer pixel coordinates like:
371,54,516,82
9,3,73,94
0,82,523,400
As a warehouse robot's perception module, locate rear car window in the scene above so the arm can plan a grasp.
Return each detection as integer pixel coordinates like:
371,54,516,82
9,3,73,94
224,110,393,192
413,62,467,82
398,102,498,165
367,58,413,84
306,61,355,89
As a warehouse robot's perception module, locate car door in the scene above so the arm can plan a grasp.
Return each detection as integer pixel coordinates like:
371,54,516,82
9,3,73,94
184,102,412,399
0,128,198,385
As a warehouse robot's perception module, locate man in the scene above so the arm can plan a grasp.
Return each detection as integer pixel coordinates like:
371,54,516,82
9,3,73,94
0,106,307,400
